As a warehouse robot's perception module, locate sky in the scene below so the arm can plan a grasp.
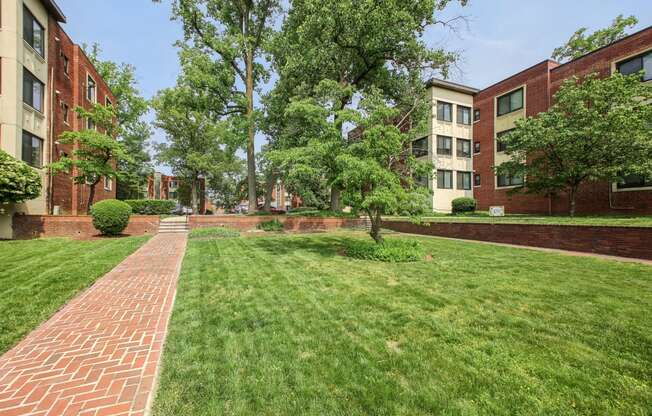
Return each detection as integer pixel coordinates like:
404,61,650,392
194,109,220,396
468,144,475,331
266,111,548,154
57,0,651,174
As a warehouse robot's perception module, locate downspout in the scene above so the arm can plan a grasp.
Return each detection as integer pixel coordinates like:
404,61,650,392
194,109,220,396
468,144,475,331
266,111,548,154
47,57,56,214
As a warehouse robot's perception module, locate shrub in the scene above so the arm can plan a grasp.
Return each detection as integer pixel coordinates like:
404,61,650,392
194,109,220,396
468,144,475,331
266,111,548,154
258,219,284,232
189,227,240,239
452,197,477,214
205,209,214,215
124,199,175,215
286,209,358,218
91,199,132,235
0,150,42,204
344,239,424,263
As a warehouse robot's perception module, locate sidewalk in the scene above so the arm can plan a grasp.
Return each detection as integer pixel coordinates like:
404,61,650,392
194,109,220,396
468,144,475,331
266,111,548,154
0,233,187,416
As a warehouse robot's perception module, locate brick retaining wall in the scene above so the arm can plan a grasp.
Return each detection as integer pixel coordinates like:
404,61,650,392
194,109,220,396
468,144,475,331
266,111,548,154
12,215,160,240
189,215,365,232
382,220,652,260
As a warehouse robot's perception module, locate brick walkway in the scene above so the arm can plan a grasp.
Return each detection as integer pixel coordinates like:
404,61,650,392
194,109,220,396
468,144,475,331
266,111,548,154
0,233,187,416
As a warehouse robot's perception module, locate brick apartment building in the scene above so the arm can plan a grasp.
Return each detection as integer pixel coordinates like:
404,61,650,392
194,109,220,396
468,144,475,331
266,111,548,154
147,172,207,214
0,0,115,238
420,25,652,214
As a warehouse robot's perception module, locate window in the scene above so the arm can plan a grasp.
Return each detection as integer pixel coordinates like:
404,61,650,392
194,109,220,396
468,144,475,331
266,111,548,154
62,103,69,124
437,170,453,189
617,174,652,189
474,141,481,154
617,51,652,82
63,55,70,76
104,177,113,191
496,129,514,153
411,137,428,158
87,75,97,102
474,173,481,187
169,191,178,199
437,101,452,122
497,88,524,116
497,174,524,187
457,138,471,158
436,135,452,156
22,131,43,168
23,69,44,112
87,118,95,130
105,97,113,107
473,109,480,123
169,180,178,189
23,6,44,56
457,106,471,125
457,171,472,190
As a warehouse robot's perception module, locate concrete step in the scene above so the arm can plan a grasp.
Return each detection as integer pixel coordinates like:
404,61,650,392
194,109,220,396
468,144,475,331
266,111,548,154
158,222,189,234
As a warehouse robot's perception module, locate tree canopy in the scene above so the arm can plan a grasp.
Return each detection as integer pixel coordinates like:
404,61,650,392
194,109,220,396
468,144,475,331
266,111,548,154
496,72,652,216
551,15,638,62
0,150,42,204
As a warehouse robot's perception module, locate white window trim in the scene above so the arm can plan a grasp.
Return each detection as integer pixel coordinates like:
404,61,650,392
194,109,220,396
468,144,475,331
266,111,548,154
86,73,97,103
104,177,113,191
611,182,652,193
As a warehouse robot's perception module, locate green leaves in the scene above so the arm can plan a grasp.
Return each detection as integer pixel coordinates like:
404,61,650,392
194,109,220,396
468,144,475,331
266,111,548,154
551,15,638,62
0,150,42,204
497,72,652,214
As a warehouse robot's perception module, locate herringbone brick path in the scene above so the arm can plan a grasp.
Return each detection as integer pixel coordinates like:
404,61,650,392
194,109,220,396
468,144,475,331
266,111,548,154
0,233,187,416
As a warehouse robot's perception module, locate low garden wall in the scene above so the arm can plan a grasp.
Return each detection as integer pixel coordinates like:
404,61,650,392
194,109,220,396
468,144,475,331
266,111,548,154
189,215,366,232
382,220,652,260
12,215,160,240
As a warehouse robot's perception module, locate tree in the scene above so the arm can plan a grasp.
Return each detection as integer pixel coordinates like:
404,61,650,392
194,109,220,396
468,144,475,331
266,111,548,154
85,44,153,199
159,0,281,213
336,91,432,243
49,105,131,212
270,0,466,209
152,75,239,214
551,15,638,62
0,150,42,204
208,158,246,211
496,73,652,216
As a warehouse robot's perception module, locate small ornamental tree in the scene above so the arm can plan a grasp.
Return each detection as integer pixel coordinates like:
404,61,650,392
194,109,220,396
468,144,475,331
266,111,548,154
497,72,652,216
0,150,42,204
337,91,432,243
49,104,132,213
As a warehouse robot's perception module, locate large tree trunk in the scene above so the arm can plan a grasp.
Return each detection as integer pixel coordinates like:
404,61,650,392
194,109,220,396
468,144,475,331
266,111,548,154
245,47,257,213
264,172,276,211
191,178,199,215
87,182,97,214
569,186,577,217
330,187,341,212
369,210,383,244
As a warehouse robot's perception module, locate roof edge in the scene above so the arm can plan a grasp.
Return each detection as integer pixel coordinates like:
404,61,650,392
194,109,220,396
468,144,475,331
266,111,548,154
42,0,66,23
426,78,479,95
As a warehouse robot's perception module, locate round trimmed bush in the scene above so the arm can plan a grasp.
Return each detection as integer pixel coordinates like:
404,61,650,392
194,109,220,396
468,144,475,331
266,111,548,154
344,239,424,262
452,197,477,214
91,199,132,235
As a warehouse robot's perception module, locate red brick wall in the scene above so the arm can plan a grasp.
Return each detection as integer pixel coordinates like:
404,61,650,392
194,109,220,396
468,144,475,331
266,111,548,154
48,20,117,215
382,220,652,260
471,27,652,215
12,215,159,240
189,215,365,232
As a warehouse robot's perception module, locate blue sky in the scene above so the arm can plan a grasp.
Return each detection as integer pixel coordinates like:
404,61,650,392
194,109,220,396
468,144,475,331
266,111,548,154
57,0,651,173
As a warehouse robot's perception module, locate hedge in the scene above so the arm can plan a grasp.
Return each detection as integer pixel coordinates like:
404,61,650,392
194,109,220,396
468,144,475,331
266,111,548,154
452,197,477,214
124,199,176,215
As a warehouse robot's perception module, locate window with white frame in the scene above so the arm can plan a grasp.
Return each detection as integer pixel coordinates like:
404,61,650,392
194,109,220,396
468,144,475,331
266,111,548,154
23,6,45,57
23,69,44,112
104,176,113,191
87,75,97,103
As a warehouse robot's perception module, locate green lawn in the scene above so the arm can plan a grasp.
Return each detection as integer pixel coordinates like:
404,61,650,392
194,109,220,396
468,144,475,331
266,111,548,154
154,232,652,415
0,236,149,354
386,213,652,227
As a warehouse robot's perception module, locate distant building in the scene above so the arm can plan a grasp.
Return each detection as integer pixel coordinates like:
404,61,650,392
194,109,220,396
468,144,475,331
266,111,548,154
418,26,652,214
0,0,116,238
147,172,206,214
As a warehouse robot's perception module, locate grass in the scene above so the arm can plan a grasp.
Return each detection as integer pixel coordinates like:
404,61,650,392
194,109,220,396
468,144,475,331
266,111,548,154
386,212,652,227
0,236,149,354
154,231,652,415
189,227,240,239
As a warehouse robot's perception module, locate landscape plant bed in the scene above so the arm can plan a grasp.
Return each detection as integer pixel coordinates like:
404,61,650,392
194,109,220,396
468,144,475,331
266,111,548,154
0,236,150,354
153,232,652,415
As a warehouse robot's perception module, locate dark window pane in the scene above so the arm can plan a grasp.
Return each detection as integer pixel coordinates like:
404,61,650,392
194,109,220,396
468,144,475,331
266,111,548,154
412,137,428,157
437,170,453,189
474,174,481,187
437,135,452,155
457,171,472,190
437,102,452,122
457,139,471,158
457,106,471,125
22,131,43,168
23,69,44,112
644,53,652,81
497,88,524,116
474,141,481,154
473,109,480,122
497,96,510,116
23,7,44,56
617,174,652,189
498,173,524,187
618,56,643,76
496,129,514,153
